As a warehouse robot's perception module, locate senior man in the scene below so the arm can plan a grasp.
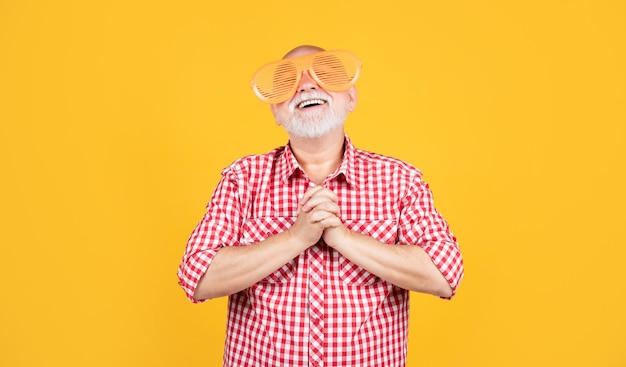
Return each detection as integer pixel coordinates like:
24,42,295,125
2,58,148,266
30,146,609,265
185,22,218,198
178,45,464,367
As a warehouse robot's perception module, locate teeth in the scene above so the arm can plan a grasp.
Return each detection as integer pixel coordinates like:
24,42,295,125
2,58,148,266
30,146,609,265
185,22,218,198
298,99,326,108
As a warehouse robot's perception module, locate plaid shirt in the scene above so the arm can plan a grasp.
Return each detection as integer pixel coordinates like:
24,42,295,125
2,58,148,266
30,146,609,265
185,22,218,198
178,136,463,367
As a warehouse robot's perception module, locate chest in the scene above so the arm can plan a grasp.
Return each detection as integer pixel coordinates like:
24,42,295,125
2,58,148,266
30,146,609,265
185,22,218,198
241,173,405,220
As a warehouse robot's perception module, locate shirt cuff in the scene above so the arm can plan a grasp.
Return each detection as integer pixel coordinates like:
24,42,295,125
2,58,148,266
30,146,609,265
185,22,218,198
178,249,218,303
422,240,464,299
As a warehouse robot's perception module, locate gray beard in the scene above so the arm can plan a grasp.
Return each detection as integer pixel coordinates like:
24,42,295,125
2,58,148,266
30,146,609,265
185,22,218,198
282,109,347,139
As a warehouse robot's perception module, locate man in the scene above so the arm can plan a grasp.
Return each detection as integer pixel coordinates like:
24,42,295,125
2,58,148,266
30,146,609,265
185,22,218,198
178,45,464,367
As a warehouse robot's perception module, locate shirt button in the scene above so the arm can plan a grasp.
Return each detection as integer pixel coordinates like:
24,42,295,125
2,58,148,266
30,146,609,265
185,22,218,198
312,273,320,281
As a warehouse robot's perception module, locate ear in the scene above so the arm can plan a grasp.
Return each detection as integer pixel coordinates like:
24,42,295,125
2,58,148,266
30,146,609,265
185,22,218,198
347,86,358,112
269,104,282,126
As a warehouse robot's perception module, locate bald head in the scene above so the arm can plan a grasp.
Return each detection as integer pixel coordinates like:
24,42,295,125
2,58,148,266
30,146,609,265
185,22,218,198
283,45,325,59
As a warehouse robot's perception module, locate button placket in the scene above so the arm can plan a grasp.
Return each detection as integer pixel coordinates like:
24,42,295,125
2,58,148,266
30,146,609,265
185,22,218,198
308,242,325,367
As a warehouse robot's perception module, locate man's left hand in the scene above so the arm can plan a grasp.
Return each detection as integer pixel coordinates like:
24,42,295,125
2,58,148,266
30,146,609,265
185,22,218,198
322,222,351,249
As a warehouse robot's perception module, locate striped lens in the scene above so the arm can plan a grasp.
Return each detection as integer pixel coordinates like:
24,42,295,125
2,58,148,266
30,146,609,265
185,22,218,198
251,50,361,104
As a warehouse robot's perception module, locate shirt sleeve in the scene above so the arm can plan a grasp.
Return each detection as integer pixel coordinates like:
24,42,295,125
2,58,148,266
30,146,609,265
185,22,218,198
398,180,464,299
177,170,243,303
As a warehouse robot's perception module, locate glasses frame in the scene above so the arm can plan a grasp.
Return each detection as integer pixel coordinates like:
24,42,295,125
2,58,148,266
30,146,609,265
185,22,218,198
251,50,362,104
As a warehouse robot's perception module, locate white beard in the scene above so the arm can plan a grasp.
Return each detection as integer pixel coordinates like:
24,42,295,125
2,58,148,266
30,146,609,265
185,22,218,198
275,92,349,139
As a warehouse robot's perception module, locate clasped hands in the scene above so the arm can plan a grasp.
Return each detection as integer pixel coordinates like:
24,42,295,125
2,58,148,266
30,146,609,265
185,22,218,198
288,186,349,248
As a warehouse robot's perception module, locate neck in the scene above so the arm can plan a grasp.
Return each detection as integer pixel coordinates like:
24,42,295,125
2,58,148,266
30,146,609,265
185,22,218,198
289,127,346,185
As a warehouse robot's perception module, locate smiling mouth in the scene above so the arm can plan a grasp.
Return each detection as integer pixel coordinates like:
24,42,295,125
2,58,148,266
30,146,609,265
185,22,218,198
297,99,327,109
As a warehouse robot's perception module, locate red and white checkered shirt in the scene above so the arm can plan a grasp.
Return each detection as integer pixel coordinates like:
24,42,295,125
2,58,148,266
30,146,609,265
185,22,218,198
178,136,463,367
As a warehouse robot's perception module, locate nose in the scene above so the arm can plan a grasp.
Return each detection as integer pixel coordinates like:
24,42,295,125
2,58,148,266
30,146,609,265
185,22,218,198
297,71,319,92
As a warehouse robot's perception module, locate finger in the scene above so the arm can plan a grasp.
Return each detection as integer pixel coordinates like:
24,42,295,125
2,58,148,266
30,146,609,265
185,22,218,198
308,200,340,216
302,189,338,212
317,215,343,228
308,207,340,224
302,186,338,205
302,197,340,214
299,186,325,208
310,187,338,203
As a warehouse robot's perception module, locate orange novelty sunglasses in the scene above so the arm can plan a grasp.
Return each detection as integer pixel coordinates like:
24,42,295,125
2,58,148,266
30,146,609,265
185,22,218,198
251,50,362,104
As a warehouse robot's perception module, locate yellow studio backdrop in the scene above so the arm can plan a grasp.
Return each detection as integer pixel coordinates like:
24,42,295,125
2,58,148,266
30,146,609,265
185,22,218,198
1,0,624,366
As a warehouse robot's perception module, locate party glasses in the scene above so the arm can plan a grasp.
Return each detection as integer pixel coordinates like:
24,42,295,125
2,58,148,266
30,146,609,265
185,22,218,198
251,50,362,104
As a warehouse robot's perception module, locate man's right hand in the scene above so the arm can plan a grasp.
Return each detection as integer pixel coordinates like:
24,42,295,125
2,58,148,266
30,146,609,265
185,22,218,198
194,186,343,300
287,186,342,247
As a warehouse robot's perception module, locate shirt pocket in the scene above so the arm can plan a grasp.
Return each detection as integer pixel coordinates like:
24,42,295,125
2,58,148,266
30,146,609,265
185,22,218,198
339,219,399,286
240,217,296,284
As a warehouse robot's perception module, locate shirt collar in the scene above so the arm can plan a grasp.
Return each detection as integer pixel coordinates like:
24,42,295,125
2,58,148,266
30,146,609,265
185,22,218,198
279,135,364,190
280,142,301,182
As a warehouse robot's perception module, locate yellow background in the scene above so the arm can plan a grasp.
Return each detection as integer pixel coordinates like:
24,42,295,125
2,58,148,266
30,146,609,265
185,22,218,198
1,0,624,366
